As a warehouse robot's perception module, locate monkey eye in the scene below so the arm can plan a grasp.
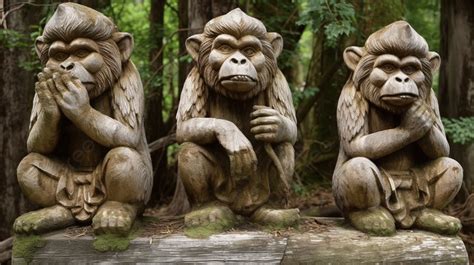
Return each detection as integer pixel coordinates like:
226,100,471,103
52,52,68,61
402,65,418,75
75,49,91,58
218,44,233,53
379,63,397,73
242,47,257,57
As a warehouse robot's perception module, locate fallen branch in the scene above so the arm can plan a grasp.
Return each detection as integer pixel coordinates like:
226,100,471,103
0,236,13,264
148,133,177,153
0,237,13,253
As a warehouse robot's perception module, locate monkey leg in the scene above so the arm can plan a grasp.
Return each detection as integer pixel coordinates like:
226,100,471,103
178,142,221,205
15,153,74,234
414,157,463,235
92,147,152,235
178,142,236,232
333,157,395,235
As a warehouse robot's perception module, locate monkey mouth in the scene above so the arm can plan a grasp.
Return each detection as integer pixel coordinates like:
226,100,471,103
381,93,418,106
220,75,257,92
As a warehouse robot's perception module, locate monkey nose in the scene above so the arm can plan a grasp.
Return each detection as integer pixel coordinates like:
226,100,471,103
395,75,410,83
230,57,247,65
60,62,75,71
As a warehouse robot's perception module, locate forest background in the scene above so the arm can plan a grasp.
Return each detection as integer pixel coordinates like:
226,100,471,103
1,0,473,254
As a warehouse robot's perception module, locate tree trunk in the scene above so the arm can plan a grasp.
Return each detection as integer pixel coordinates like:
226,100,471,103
188,0,238,35
0,0,45,240
178,0,189,91
146,0,167,204
439,0,474,192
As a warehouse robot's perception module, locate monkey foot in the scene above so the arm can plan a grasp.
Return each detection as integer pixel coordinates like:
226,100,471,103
184,203,237,238
348,207,396,236
14,205,74,234
414,208,461,235
92,201,138,235
251,207,300,228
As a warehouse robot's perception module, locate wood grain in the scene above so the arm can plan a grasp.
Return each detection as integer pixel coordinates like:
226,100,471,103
13,218,468,264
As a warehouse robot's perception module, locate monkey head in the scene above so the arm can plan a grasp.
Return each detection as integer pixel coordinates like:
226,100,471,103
35,3,133,99
343,21,440,113
185,8,283,100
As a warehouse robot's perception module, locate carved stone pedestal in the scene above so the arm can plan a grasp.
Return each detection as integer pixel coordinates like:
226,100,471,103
12,218,468,264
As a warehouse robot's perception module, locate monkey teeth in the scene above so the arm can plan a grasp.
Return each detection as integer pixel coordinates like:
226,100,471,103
229,75,253,82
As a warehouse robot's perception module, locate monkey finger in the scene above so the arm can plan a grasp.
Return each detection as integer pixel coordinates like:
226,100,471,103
250,108,279,118
250,125,277,134
46,79,60,97
245,149,258,173
52,73,68,94
43,67,54,78
230,154,243,177
37,72,46,82
250,116,279,126
255,133,276,143
253,105,272,110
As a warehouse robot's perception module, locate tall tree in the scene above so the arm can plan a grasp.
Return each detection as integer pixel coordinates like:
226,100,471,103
0,0,45,240
439,0,474,193
146,0,167,203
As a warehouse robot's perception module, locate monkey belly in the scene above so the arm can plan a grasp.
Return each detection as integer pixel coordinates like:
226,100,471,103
63,124,107,169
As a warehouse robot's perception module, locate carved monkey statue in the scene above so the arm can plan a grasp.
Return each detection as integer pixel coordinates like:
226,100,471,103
334,21,463,235
14,3,152,235
176,9,300,230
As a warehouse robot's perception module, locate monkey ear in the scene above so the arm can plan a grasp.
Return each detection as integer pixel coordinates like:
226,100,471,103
428,51,441,72
267,32,283,58
112,32,134,63
186,34,203,62
343,46,364,71
34,36,46,59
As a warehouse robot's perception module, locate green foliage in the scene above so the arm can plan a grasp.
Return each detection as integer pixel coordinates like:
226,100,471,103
298,0,356,47
442,117,474,145
292,86,319,107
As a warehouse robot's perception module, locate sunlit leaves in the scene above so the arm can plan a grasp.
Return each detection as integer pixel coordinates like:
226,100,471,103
298,0,356,47
442,117,474,145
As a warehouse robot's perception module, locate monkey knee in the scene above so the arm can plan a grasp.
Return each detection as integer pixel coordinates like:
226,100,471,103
104,147,152,203
333,157,381,211
178,143,214,178
17,153,57,207
178,143,215,203
431,158,463,208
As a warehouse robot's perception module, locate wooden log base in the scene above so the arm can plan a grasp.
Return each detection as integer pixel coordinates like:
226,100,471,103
12,218,468,264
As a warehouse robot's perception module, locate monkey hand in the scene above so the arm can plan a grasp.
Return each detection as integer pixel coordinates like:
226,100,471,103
250,105,291,143
215,120,257,178
36,68,61,120
50,71,91,120
401,100,435,140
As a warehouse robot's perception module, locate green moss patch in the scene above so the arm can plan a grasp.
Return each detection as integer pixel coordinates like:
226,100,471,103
13,235,46,263
184,221,235,239
93,222,142,252
93,233,133,252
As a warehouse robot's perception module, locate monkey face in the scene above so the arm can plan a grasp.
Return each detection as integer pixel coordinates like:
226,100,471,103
45,38,105,97
208,34,264,94
370,54,425,107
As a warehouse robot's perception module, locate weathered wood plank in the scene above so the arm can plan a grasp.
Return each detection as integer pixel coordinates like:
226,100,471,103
12,218,468,264
283,218,468,264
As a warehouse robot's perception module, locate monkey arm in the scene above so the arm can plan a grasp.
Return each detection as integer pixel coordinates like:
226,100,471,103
176,118,232,144
417,126,450,158
344,128,414,160
27,112,60,154
69,107,140,148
